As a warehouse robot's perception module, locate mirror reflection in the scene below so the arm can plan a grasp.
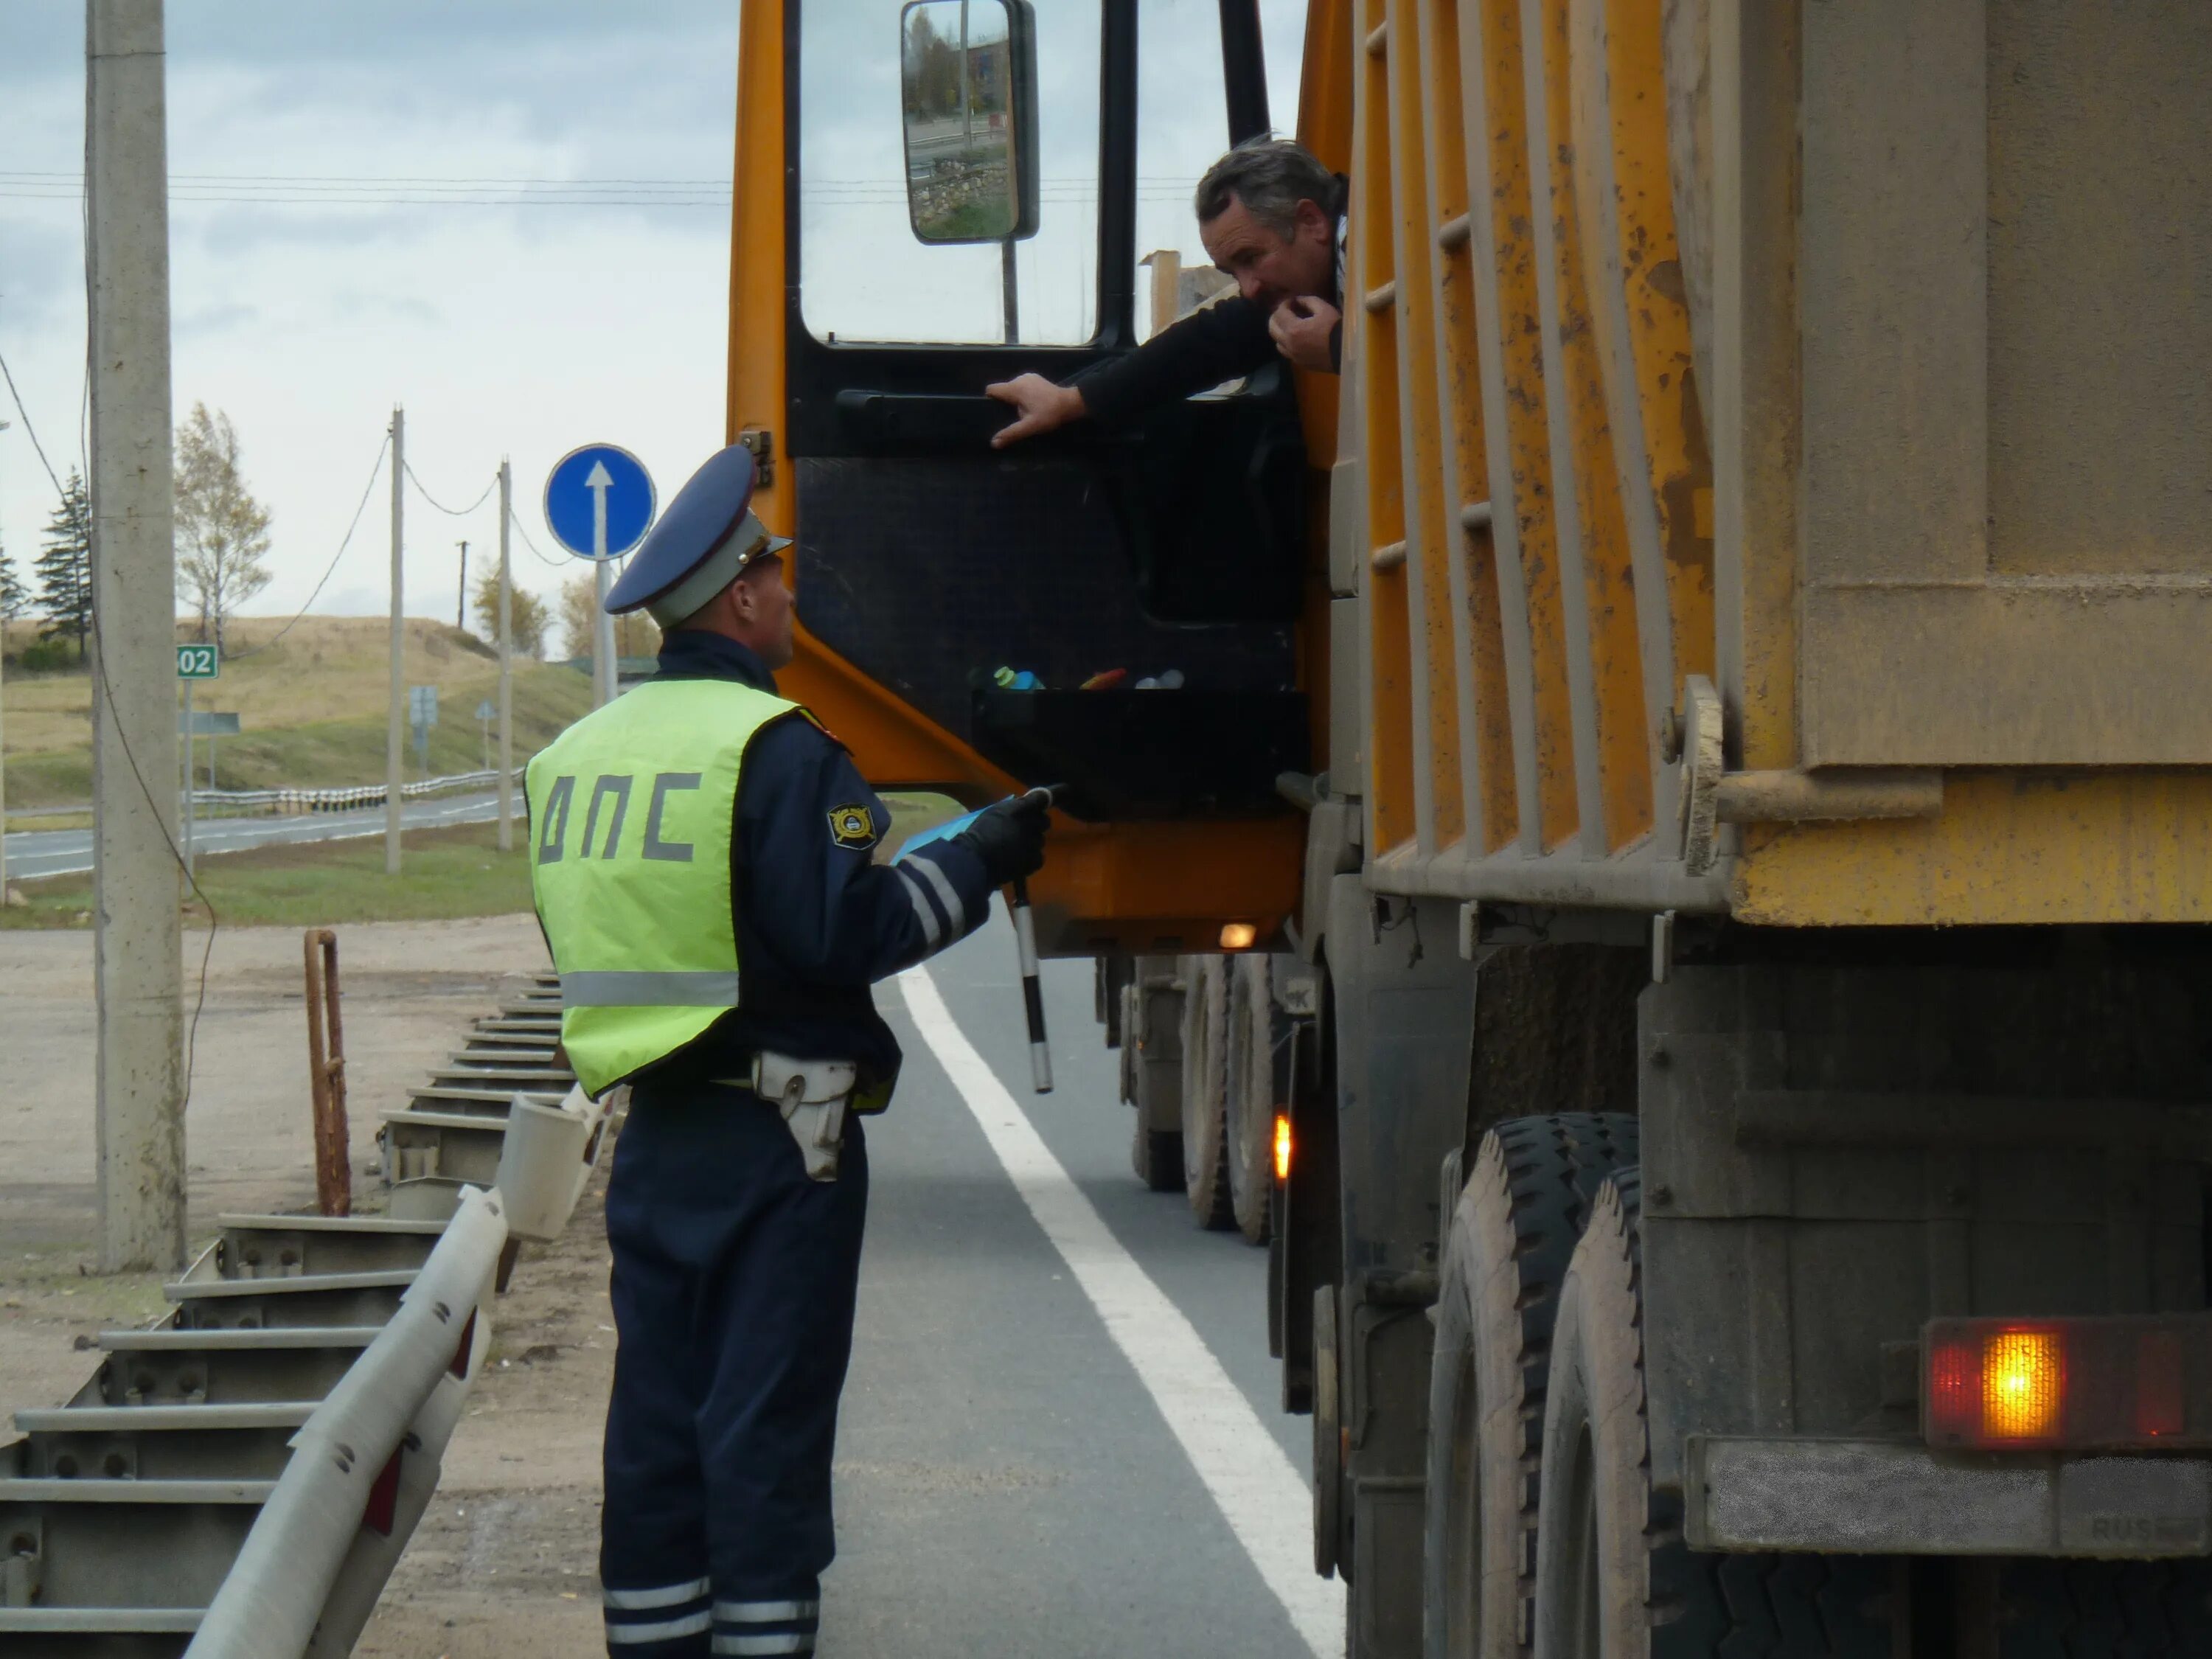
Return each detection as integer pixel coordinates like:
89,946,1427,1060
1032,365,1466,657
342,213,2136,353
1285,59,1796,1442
902,0,1021,243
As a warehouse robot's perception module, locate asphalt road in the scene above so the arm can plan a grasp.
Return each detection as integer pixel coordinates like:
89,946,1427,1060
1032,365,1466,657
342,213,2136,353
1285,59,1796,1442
819,914,1345,1658
1,789,510,882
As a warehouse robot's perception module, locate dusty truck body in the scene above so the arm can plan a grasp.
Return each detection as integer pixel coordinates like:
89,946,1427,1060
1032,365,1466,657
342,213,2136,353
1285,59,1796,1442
726,0,2212,1652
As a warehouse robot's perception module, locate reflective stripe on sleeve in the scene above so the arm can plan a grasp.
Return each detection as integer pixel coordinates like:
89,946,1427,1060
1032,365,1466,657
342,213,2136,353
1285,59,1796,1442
894,866,943,950
604,1578,712,1611
606,1610,714,1644
712,1599,820,1625
908,852,967,938
561,970,742,1007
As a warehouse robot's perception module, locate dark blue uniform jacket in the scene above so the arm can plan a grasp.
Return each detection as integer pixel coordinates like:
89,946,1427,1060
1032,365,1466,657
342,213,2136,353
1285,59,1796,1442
639,629,996,1090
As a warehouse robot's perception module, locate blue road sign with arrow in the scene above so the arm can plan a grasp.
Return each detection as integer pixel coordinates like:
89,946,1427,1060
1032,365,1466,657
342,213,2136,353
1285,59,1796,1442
544,444,655,560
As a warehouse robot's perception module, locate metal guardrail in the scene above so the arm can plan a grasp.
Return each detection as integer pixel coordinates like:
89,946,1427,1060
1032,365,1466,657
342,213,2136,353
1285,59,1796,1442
181,1187,508,1659
187,768,524,818
0,973,585,1658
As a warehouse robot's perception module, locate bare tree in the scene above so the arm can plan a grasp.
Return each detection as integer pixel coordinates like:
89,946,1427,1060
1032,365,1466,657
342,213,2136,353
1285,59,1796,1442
470,564,549,658
173,403,273,656
560,573,660,662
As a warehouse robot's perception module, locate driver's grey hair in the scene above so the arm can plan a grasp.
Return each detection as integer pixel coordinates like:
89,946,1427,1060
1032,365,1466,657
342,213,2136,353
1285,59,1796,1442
1193,138,1343,239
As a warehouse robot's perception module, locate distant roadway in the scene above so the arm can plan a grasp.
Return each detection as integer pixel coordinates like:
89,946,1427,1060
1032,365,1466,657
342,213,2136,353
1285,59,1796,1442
1,789,509,882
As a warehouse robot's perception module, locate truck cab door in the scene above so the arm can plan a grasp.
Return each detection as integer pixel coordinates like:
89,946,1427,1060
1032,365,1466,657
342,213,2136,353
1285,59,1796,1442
733,0,1314,953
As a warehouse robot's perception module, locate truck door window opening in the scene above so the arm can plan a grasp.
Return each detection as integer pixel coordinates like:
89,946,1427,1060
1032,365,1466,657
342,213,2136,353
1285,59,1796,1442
800,0,1102,346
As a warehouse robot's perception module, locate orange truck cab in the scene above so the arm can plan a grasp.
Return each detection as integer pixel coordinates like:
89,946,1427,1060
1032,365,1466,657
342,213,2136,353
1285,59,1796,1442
727,0,1323,961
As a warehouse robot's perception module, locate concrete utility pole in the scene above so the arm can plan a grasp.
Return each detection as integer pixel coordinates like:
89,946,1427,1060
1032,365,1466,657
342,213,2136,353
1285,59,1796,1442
386,406,404,874
87,0,185,1273
496,459,514,851
455,539,467,630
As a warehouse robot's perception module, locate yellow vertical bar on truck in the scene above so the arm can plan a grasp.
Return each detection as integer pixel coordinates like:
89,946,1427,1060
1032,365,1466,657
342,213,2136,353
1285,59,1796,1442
1357,0,1417,858
1456,0,1559,858
1413,0,1509,858
1522,0,1649,857
1385,0,1464,858
1571,0,1715,827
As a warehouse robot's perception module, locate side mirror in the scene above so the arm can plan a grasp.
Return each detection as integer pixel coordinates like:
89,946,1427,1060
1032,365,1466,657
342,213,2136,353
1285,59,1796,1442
900,0,1039,245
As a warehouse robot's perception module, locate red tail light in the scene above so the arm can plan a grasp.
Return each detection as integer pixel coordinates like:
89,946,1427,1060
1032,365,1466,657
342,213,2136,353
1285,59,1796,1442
1923,1315,2212,1452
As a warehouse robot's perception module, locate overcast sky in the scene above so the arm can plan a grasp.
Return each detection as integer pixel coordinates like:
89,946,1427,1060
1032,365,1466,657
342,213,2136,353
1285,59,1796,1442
0,2,1304,651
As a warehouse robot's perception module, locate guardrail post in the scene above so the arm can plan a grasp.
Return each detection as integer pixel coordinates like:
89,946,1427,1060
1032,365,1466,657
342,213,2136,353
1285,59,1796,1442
304,928,350,1217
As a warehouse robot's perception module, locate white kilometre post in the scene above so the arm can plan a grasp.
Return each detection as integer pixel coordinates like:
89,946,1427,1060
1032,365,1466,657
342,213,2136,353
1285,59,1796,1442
496,459,514,851
87,0,186,1273
180,675,193,877
386,406,404,874
586,458,616,706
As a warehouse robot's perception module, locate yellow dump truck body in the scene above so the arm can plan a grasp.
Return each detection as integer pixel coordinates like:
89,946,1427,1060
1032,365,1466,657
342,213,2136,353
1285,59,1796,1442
1329,0,2212,927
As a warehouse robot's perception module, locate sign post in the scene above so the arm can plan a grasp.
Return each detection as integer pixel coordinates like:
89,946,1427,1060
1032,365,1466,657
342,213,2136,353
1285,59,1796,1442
476,698,495,771
544,444,655,707
176,644,218,875
408,684,439,778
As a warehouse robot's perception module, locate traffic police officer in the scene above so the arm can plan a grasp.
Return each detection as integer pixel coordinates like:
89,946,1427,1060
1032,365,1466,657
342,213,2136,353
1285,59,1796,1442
525,443,1050,1657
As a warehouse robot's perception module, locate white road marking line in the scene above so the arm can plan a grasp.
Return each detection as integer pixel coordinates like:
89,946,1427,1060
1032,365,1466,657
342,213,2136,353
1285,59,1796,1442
893,966,1344,1659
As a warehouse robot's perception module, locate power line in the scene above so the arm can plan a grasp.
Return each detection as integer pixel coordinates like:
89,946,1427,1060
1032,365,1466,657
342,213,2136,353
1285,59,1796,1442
0,170,1211,184
0,342,70,497
507,505,571,571
226,431,391,661
403,460,495,517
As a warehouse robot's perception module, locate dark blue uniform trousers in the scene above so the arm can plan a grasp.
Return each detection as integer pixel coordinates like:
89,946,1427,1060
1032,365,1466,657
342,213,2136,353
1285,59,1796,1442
599,1081,869,1657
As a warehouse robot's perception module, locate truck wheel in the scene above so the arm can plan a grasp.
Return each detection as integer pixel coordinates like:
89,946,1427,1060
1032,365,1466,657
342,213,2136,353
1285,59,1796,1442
1423,1113,1638,1659
1993,1558,2212,1656
1180,956,1234,1229
1531,1172,1896,1658
1224,956,1281,1245
1131,1115,1185,1194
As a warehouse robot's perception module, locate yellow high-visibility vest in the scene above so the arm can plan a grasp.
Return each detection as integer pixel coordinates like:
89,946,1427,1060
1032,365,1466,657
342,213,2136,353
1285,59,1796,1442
526,676,799,1096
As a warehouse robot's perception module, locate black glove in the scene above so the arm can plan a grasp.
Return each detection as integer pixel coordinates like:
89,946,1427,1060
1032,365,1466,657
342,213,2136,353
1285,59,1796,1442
954,793,1051,886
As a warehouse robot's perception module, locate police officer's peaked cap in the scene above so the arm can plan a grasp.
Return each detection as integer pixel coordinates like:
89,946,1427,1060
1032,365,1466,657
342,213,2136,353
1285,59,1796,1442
605,443,793,627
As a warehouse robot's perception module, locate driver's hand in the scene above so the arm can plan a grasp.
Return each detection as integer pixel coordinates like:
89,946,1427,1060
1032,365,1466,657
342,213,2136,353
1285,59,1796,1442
986,375,1088,449
1268,295,1342,374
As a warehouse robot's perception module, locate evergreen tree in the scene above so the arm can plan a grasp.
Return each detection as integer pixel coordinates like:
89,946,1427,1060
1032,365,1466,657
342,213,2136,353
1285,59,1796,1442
36,469,94,660
0,529,27,623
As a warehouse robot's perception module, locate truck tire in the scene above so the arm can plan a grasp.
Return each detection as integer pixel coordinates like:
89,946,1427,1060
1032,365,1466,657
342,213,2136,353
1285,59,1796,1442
1180,955,1234,1229
1530,1172,1896,1658
1422,1113,1638,1659
1123,983,1186,1192
1131,1114,1185,1194
1224,955,1281,1245
1992,1559,2212,1656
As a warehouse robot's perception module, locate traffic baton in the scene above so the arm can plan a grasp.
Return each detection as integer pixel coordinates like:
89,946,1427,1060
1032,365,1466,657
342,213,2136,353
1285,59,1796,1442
1007,876,1051,1093
1006,785,1058,1094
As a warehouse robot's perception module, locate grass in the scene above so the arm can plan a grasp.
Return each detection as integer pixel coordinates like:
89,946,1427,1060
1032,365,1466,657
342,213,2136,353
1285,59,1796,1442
2,616,597,808
1,795,964,931
1,820,535,931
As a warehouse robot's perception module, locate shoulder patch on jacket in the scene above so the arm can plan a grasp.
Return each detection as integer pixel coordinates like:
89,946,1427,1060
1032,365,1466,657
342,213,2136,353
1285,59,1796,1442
828,804,877,849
